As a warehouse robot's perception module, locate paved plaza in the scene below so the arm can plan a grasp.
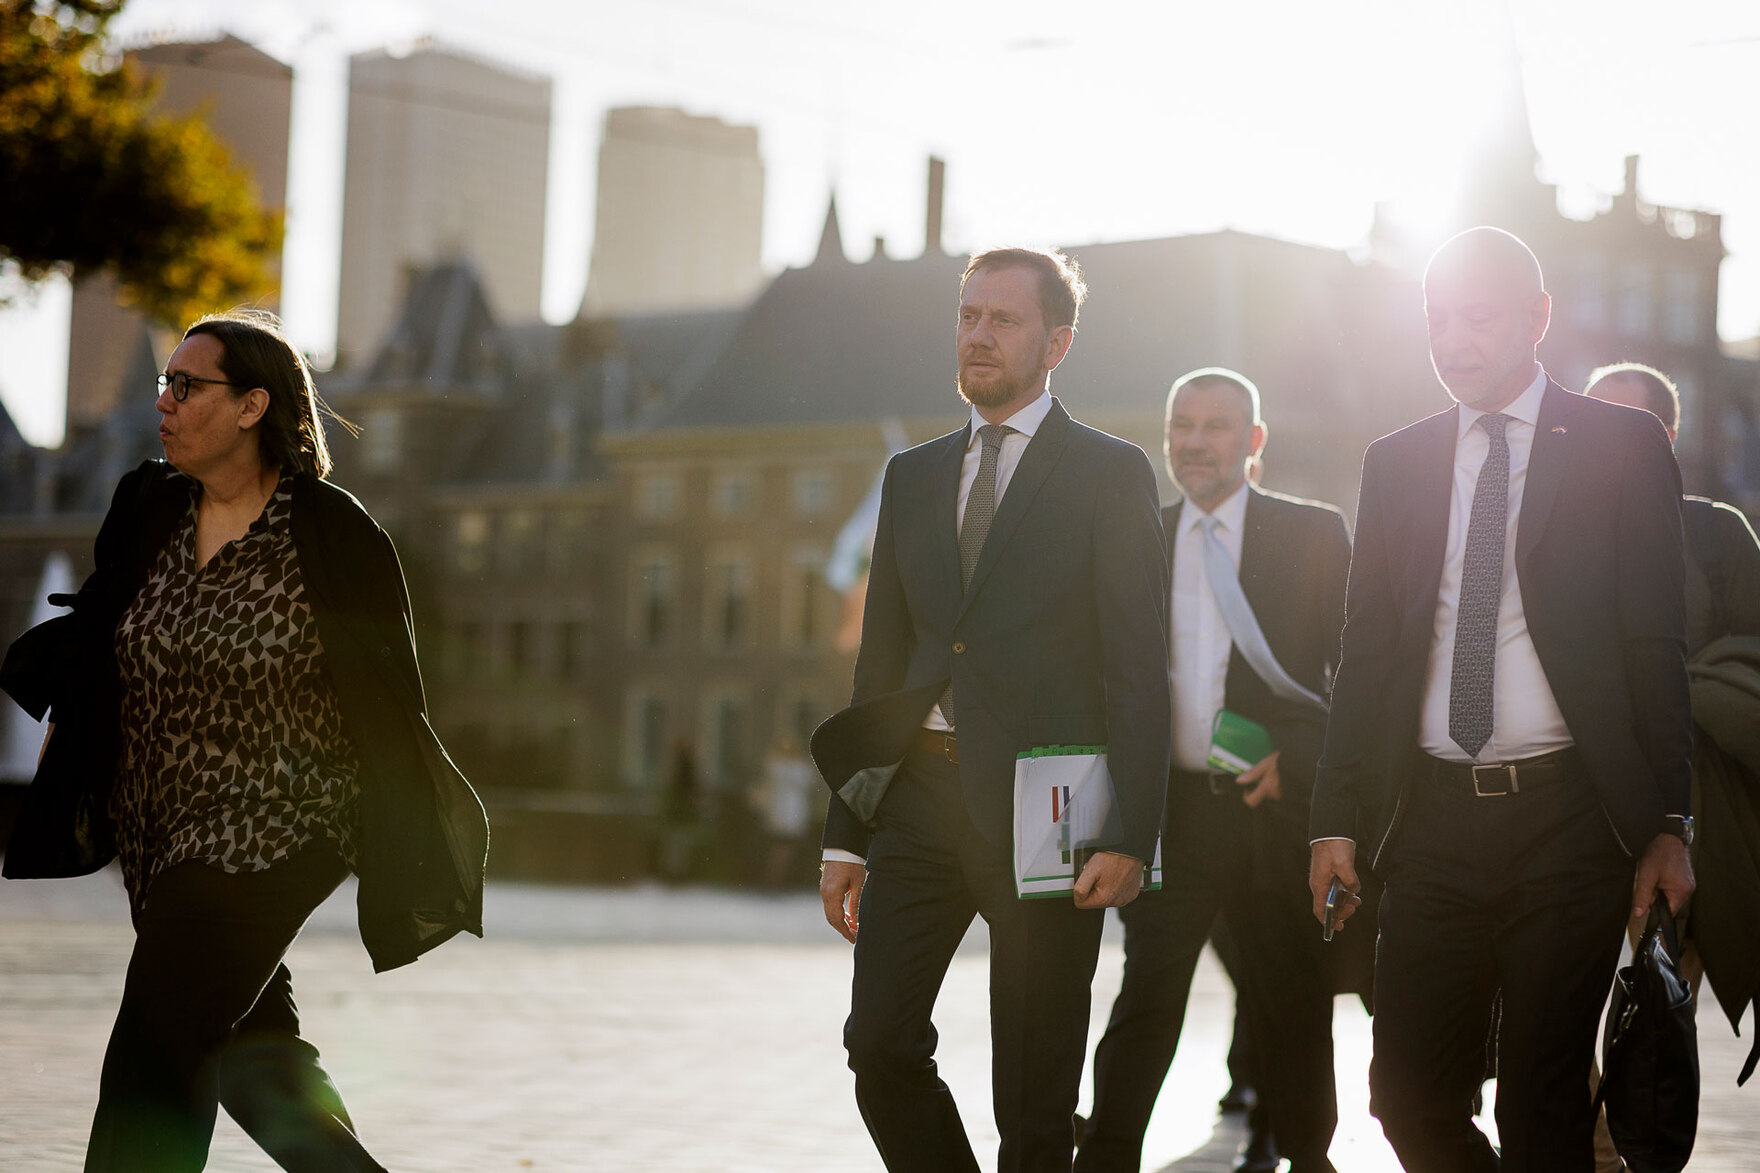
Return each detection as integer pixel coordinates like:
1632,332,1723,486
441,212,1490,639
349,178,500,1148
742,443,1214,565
2,870,1755,1171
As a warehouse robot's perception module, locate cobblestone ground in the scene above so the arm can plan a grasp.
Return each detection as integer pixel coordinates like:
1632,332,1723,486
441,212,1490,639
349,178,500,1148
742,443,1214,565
2,870,1754,1171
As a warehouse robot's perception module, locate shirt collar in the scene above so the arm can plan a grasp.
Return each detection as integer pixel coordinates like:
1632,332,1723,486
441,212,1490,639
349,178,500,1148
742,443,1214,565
967,389,1053,448
1182,480,1251,535
1458,364,1547,438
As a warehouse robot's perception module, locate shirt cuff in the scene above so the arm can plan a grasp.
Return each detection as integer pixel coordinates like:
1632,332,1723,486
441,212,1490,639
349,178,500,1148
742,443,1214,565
822,849,867,866
1308,836,1356,847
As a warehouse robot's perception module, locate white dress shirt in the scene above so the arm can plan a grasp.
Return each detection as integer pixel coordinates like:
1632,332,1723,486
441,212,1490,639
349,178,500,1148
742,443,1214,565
1419,366,1573,763
826,390,1053,867
1171,482,1250,771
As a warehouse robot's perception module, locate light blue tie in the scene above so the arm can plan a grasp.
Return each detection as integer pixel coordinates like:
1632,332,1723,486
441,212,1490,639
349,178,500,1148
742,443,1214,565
1198,513,1326,711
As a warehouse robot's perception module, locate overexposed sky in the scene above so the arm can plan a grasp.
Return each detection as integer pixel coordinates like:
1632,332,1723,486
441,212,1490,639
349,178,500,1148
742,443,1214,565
4,0,1760,446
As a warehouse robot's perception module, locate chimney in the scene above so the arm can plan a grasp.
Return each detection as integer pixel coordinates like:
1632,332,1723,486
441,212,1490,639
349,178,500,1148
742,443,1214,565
925,156,945,257
1618,154,1640,213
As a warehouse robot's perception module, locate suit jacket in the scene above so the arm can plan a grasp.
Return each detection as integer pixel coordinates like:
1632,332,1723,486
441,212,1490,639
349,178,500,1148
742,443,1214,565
1310,379,1693,871
813,399,1173,863
0,459,489,973
1166,485,1351,815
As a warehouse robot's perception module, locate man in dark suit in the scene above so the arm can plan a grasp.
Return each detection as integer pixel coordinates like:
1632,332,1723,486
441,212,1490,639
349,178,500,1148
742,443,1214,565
814,247,1172,1173
1077,369,1350,1173
1309,227,1696,1172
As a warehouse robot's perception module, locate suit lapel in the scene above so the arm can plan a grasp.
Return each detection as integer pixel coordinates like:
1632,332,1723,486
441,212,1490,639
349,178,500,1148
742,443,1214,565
1402,408,1459,628
1238,486,1273,613
956,399,1071,621
1516,379,1574,568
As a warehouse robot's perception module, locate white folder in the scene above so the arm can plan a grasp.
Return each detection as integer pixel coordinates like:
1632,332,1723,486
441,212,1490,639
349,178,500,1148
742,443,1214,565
1013,745,1163,899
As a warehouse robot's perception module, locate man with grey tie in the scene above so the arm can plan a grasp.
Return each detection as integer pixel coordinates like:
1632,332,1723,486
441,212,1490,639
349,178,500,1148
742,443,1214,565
1309,227,1696,1172
813,247,1172,1172
1078,368,1350,1173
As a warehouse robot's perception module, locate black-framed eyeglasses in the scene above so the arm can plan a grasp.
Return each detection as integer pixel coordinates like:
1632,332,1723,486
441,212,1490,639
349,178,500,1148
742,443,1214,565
157,371,240,402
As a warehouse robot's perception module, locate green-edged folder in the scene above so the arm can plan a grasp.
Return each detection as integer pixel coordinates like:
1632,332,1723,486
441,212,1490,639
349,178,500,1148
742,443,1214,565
1208,709,1276,775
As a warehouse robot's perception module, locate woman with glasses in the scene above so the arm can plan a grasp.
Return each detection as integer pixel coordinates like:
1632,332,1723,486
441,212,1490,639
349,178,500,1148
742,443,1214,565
0,308,489,1172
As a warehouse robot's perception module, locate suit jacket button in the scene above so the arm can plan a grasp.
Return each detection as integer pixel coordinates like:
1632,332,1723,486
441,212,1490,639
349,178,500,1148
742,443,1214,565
952,641,966,654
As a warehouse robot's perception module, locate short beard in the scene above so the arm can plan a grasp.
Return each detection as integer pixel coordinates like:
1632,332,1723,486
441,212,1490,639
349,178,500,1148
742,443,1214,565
957,366,1038,410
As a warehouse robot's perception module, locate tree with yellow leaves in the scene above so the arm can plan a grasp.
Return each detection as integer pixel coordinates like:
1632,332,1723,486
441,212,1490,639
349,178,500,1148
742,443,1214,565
0,0,281,324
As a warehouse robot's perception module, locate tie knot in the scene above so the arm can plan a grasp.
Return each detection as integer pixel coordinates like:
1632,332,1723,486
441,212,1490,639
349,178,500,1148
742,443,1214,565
1478,412,1511,438
978,423,1011,450
1198,513,1220,537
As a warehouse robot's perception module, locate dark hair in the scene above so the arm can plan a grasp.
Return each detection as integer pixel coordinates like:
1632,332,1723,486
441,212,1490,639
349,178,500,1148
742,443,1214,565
960,247,1087,332
1167,366,1263,427
1585,361,1679,431
183,309,343,478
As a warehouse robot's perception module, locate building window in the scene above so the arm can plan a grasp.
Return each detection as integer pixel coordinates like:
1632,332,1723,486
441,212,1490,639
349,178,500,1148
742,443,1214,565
557,620,584,681
792,469,835,518
636,471,681,521
361,406,403,474
499,510,540,576
700,688,750,789
548,508,590,575
1665,270,1700,345
782,546,828,649
622,689,669,788
505,620,531,680
1616,263,1651,339
712,471,756,518
630,549,676,647
704,549,753,649
781,689,824,748
453,510,490,574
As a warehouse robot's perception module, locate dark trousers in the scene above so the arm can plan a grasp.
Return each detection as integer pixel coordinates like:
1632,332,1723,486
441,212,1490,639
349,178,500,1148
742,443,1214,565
85,844,386,1173
1370,760,1632,1173
1077,774,1337,1173
844,748,1106,1173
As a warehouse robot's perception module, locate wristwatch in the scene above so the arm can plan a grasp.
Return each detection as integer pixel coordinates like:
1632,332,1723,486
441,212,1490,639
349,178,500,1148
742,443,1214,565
1661,814,1695,847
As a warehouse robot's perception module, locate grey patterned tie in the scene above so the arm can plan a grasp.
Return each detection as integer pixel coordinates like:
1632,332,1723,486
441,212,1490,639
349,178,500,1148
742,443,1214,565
941,423,1012,729
1449,412,1512,760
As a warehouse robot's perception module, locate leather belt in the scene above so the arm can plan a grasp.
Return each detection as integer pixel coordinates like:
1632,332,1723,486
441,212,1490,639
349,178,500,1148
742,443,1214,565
915,728,959,765
1424,747,1579,797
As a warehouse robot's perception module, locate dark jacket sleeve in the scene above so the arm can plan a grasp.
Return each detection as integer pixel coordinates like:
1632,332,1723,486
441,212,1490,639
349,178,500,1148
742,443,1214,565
1312,446,1397,843
850,458,911,706
1616,414,1694,820
1271,507,1352,812
820,459,909,859
1092,444,1172,863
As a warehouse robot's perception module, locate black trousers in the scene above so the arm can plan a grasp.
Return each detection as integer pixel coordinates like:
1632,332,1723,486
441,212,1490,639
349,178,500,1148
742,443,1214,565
844,748,1106,1173
1077,774,1337,1173
1369,759,1632,1173
85,844,386,1173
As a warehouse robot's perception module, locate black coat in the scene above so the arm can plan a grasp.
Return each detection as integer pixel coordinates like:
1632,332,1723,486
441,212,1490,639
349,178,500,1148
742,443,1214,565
814,399,1172,863
1164,486,1351,818
1312,379,1694,870
0,459,488,972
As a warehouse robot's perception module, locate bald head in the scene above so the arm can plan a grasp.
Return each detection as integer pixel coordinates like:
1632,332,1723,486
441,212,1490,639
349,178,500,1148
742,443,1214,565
1425,226,1545,298
1422,226,1551,412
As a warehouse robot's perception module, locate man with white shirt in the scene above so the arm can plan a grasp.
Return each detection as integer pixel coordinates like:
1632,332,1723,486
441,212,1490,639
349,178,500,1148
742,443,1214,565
1309,227,1696,1172
1077,369,1350,1173
813,247,1172,1172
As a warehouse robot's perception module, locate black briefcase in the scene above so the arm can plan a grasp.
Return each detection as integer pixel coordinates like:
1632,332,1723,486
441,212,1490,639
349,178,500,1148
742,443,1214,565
1596,905,1698,1173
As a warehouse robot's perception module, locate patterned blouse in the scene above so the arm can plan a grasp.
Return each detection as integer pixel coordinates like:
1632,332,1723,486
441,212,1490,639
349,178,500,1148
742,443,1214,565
112,476,361,905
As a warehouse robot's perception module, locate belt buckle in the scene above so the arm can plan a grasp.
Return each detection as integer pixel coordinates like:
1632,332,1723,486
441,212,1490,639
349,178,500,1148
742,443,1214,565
1472,763,1519,797
1207,773,1231,796
933,732,957,763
